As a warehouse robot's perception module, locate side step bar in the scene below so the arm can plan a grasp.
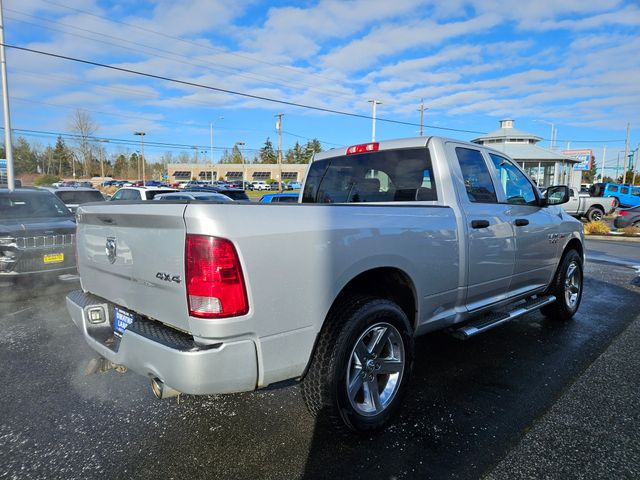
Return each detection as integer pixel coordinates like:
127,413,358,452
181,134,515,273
452,295,556,340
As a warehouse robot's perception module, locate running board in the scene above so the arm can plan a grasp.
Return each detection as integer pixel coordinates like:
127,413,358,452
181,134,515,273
452,295,557,340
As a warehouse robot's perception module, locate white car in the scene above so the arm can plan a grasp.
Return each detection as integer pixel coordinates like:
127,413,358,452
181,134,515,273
109,187,178,201
251,181,270,191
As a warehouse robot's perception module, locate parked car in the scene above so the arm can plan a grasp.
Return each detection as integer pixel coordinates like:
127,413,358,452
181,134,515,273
560,188,616,222
183,185,250,203
109,187,178,201
143,180,169,187
251,181,270,191
269,182,285,191
590,183,640,208
613,206,640,229
259,193,299,203
42,187,106,213
154,191,234,203
67,136,583,433
0,188,77,283
287,182,303,190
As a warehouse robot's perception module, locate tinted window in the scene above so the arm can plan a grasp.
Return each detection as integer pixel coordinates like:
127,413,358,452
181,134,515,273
489,154,537,206
302,147,436,203
56,190,104,204
621,187,629,194
608,185,619,192
145,190,174,200
219,190,249,201
455,147,497,203
278,196,298,203
0,192,72,219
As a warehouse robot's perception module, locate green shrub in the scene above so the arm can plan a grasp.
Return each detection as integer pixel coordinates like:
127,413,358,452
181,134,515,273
34,174,60,186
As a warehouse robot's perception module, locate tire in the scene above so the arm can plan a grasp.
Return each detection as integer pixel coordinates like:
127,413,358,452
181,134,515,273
586,207,604,222
541,249,583,321
301,295,414,433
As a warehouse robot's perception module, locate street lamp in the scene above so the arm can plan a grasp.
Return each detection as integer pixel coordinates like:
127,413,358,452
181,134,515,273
210,116,224,184
533,120,556,149
234,141,246,189
97,139,109,179
134,132,145,185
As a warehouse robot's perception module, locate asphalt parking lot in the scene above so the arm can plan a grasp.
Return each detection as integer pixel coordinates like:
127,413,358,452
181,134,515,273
1,246,639,480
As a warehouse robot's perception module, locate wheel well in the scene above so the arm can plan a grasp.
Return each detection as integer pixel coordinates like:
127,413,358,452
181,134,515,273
332,267,417,331
564,238,583,261
589,204,605,212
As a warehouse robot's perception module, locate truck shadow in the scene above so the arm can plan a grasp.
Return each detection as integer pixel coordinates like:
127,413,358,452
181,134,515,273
299,275,640,479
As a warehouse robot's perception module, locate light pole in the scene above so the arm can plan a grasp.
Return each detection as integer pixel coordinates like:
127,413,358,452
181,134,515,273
210,115,223,184
368,100,382,141
98,139,109,179
0,0,15,191
134,132,145,185
533,120,556,149
234,141,246,189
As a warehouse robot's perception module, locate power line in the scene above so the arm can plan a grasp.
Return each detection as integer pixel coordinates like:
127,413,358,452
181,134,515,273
40,0,353,89
3,43,488,135
4,9,359,101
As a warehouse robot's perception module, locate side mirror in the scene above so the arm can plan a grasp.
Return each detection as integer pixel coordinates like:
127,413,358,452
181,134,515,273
542,185,570,206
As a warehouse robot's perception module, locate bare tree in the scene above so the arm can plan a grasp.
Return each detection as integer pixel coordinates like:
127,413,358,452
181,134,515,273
69,109,98,177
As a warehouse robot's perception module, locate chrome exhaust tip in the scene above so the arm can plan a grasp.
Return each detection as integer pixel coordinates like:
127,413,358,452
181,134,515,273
150,378,181,399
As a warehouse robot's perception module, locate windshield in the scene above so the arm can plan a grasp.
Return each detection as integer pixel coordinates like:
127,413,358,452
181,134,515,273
0,191,72,219
56,190,105,204
302,147,436,203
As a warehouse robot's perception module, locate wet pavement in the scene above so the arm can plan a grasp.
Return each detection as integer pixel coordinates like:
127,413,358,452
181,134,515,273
1,256,639,479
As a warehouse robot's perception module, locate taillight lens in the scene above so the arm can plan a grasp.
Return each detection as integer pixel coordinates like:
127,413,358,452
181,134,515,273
186,234,248,318
619,210,629,216
346,142,379,155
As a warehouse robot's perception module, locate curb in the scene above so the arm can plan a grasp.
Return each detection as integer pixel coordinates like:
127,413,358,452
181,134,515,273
584,235,640,243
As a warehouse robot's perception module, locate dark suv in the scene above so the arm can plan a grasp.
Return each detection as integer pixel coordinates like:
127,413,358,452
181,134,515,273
0,189,77,283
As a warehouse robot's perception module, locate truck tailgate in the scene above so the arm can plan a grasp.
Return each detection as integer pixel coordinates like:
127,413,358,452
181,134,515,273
76,202,191,332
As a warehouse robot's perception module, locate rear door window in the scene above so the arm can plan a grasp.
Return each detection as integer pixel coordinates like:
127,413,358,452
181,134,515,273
455,147,497,203
302,147,436,203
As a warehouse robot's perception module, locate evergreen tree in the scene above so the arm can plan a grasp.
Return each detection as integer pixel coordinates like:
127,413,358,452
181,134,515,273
259,137,277,164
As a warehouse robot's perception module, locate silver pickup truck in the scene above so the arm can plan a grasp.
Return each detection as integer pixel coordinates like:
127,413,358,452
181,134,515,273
562,188,616,221
66,136,584,433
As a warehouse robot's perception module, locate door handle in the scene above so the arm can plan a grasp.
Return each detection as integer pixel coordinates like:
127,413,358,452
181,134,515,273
514,219,529,226
471,220,490,229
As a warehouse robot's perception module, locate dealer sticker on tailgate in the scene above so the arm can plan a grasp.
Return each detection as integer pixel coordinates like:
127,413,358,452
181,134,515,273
43,253,64,264
114,307,136,336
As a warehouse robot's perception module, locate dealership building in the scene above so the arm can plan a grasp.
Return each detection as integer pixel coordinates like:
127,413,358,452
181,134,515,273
166,163,309,184
472,119,585,189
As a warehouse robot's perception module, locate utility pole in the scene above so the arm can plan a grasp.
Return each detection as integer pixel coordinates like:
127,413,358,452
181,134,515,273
368,100,382,141
600,145,606,182
417,99,427,136
632,143,639,187
210,116,223,184
134,132,145,185
275,113,283,192
0,0,15,191
622,123,630,184
235,141,246,189
98,139,109,179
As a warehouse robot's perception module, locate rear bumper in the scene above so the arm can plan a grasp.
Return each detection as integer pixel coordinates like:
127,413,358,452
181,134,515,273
66,290,258,395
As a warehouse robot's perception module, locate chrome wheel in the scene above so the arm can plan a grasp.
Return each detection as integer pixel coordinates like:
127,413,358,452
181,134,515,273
564,261,582,311
346,322,405,417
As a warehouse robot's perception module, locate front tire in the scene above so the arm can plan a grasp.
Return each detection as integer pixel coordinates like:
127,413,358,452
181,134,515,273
541,249,583,321
301,296,414,433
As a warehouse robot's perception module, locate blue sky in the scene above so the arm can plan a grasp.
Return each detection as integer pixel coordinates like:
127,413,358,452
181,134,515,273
3,0,640,169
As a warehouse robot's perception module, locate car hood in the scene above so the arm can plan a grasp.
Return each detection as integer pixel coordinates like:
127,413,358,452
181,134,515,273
0,216,76,237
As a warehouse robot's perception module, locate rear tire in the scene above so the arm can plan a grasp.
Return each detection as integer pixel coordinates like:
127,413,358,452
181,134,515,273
586,207,604,222
301,295,414,433
541,249,583,321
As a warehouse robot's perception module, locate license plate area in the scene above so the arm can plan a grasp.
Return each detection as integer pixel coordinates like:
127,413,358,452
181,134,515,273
43,253,64,264
114,307,137,337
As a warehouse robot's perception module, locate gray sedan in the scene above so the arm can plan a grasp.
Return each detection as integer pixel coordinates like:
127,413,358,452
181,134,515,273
613,206,640,228
153,191,234,202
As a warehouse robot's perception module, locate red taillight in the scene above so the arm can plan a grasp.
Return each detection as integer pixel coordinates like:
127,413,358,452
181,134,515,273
346,142,379,155
185,235,248,318
619,210,629,216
